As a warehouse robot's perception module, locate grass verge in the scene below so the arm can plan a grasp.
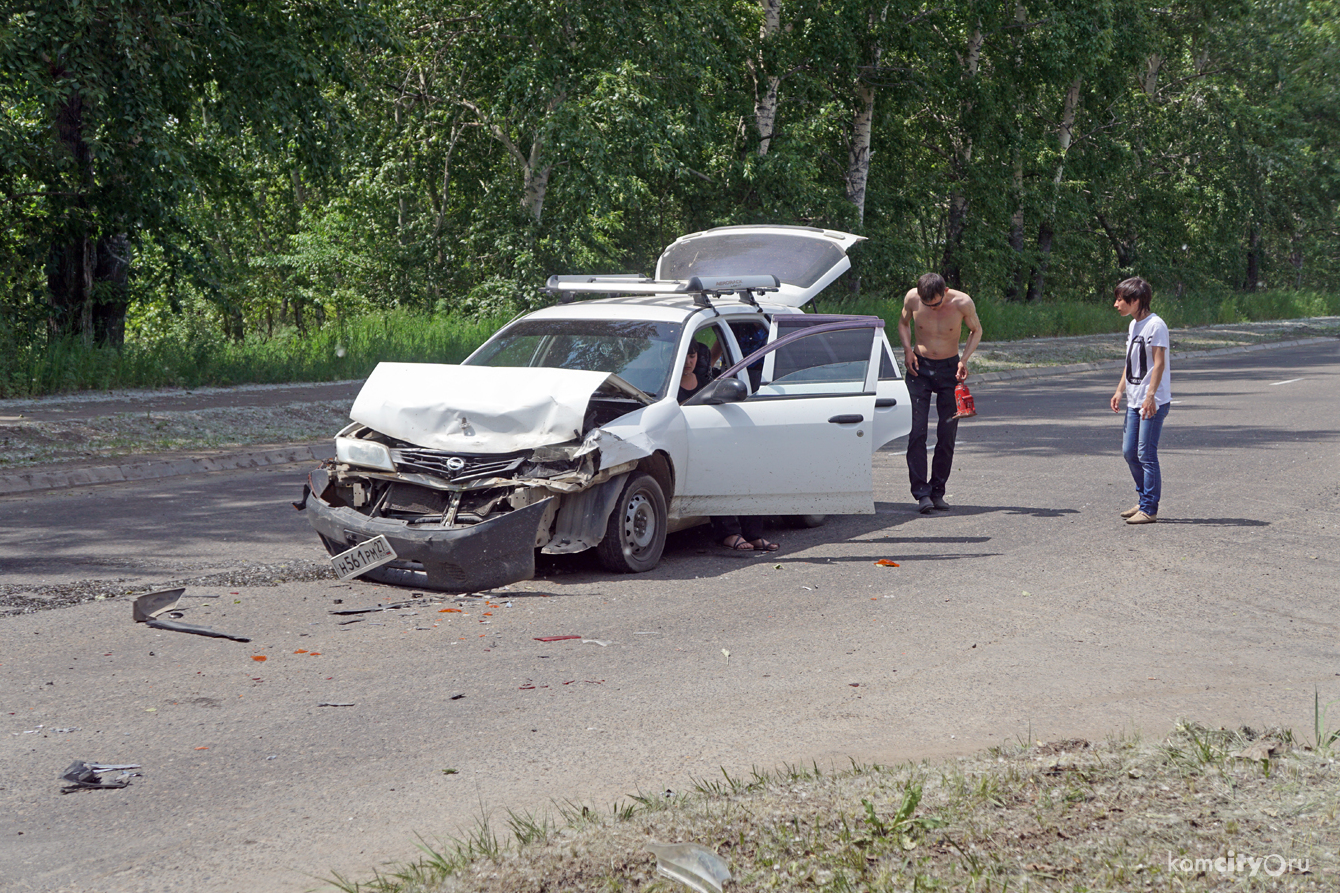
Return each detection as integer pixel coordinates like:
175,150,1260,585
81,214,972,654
4,289,1338,397
318,720,1339,892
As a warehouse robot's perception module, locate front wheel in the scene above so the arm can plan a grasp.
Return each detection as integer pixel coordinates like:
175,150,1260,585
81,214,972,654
596,472,667,573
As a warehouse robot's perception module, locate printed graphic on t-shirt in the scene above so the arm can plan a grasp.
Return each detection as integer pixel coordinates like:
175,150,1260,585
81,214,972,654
1125,336,1149,384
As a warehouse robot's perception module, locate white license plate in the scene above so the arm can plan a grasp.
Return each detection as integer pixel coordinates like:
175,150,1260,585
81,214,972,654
331,535,397,581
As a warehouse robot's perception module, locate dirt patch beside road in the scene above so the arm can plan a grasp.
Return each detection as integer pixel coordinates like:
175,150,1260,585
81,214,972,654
0,381,358,470
1,318,1336,471
971,317,1340,373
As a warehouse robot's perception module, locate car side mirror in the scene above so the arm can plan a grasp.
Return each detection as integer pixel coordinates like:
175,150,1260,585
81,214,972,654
694,377,748,405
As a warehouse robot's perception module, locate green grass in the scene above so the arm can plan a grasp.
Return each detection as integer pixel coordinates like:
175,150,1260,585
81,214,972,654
0,308,509,398
311,717,1340,893
3,288,1337,398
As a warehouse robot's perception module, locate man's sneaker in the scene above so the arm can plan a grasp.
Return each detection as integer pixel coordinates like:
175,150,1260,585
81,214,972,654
1120,505,1140,519
931,496,951,511
917,496,934,514
1126,511,1157,525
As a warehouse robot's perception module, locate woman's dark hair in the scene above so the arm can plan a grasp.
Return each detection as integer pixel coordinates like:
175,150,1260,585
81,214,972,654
1114,277,1152,313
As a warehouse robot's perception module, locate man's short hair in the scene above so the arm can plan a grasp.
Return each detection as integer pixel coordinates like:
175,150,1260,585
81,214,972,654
1114,277,1152,313
917,273,947,303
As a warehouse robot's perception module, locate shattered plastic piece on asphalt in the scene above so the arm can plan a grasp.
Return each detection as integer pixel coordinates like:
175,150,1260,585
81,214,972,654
132,588,184,622
59,761,138,794
132,587,251,641
875,559,900,567
582,639,611,646
645,841,731,893
533,635,581,642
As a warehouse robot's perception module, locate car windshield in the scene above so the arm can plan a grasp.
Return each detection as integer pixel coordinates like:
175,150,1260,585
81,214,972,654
464,319,684,399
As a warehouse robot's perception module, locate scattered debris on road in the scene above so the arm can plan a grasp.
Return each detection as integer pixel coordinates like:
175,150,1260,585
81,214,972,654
132,588,251,641
59,761,140,794
533,635,580,642
329,601,414,615
131,588,185,621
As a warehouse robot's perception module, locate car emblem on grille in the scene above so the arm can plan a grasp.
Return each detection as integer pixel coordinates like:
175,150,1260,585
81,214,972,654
445,457,466,472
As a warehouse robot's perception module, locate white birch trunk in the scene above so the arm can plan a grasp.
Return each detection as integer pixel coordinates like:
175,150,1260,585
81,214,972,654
753,0,782,156
845,81,876,225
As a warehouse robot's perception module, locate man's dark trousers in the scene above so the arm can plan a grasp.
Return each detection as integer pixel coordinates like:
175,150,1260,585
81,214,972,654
905,355,960,500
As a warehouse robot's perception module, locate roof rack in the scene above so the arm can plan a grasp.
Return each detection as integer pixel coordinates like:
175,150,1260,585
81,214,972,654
544,274,780,308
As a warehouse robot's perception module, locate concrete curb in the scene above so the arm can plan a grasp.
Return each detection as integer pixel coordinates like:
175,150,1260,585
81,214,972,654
0,444,334,497
3,336,1334,497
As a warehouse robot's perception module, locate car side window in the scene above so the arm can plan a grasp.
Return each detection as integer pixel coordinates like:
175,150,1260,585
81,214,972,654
689,322,738,374
752,328,875,398
879,340,901,380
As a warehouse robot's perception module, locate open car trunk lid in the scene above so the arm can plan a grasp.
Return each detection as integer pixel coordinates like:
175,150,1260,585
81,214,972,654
350,363,651,453
654,225,865,308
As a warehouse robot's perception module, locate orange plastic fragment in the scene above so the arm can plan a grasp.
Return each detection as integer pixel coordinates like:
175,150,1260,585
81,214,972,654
194,746,209,750
875,559,900,567
483,612,493,616
251,655,267,662
294,649,308,654
438,608,462,613
309,652,321,656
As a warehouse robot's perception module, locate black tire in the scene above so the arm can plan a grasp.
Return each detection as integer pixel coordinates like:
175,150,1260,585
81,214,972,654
787,514,827,529
596,472,667,573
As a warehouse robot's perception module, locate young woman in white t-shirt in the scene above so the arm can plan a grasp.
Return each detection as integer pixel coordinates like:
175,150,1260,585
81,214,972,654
1109,276,1170,525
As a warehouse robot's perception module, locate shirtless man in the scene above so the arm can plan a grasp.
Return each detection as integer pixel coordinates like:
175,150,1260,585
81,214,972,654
897,272,983,513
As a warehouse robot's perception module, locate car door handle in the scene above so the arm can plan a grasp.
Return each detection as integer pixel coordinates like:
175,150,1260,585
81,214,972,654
828,414,864,424
875,398,898,407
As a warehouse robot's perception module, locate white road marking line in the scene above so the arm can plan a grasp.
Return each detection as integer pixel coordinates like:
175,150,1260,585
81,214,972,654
1269,378,1303,386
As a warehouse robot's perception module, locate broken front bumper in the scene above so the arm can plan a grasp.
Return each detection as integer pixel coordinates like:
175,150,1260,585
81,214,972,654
302,472,554,593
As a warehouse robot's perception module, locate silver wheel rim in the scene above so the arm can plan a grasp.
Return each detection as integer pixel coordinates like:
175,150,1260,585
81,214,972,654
622,492,655,553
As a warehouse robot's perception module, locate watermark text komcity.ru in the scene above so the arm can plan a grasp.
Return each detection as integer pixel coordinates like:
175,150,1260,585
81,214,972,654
1168,850,1308,878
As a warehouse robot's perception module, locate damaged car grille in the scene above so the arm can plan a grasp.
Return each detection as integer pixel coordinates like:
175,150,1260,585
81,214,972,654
388,447,525,481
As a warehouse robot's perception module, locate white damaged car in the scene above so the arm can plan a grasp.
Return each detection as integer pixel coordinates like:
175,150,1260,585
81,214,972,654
298,225,911,592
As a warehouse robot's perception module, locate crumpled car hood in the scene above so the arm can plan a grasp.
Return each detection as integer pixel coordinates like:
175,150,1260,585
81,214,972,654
350,363,651,453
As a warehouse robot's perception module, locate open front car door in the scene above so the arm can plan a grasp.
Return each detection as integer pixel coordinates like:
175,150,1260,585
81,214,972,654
675,317,884,517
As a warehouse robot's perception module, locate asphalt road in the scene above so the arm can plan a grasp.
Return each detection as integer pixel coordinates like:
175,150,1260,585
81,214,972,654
2,341,1338,892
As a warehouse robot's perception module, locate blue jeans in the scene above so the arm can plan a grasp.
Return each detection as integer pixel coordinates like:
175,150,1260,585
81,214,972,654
1122,402,1170,515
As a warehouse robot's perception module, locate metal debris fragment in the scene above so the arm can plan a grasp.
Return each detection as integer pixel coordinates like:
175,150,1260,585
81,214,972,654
59,761,140,794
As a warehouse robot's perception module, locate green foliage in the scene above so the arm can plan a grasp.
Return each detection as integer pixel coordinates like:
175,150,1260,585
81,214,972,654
2,0,1338,375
